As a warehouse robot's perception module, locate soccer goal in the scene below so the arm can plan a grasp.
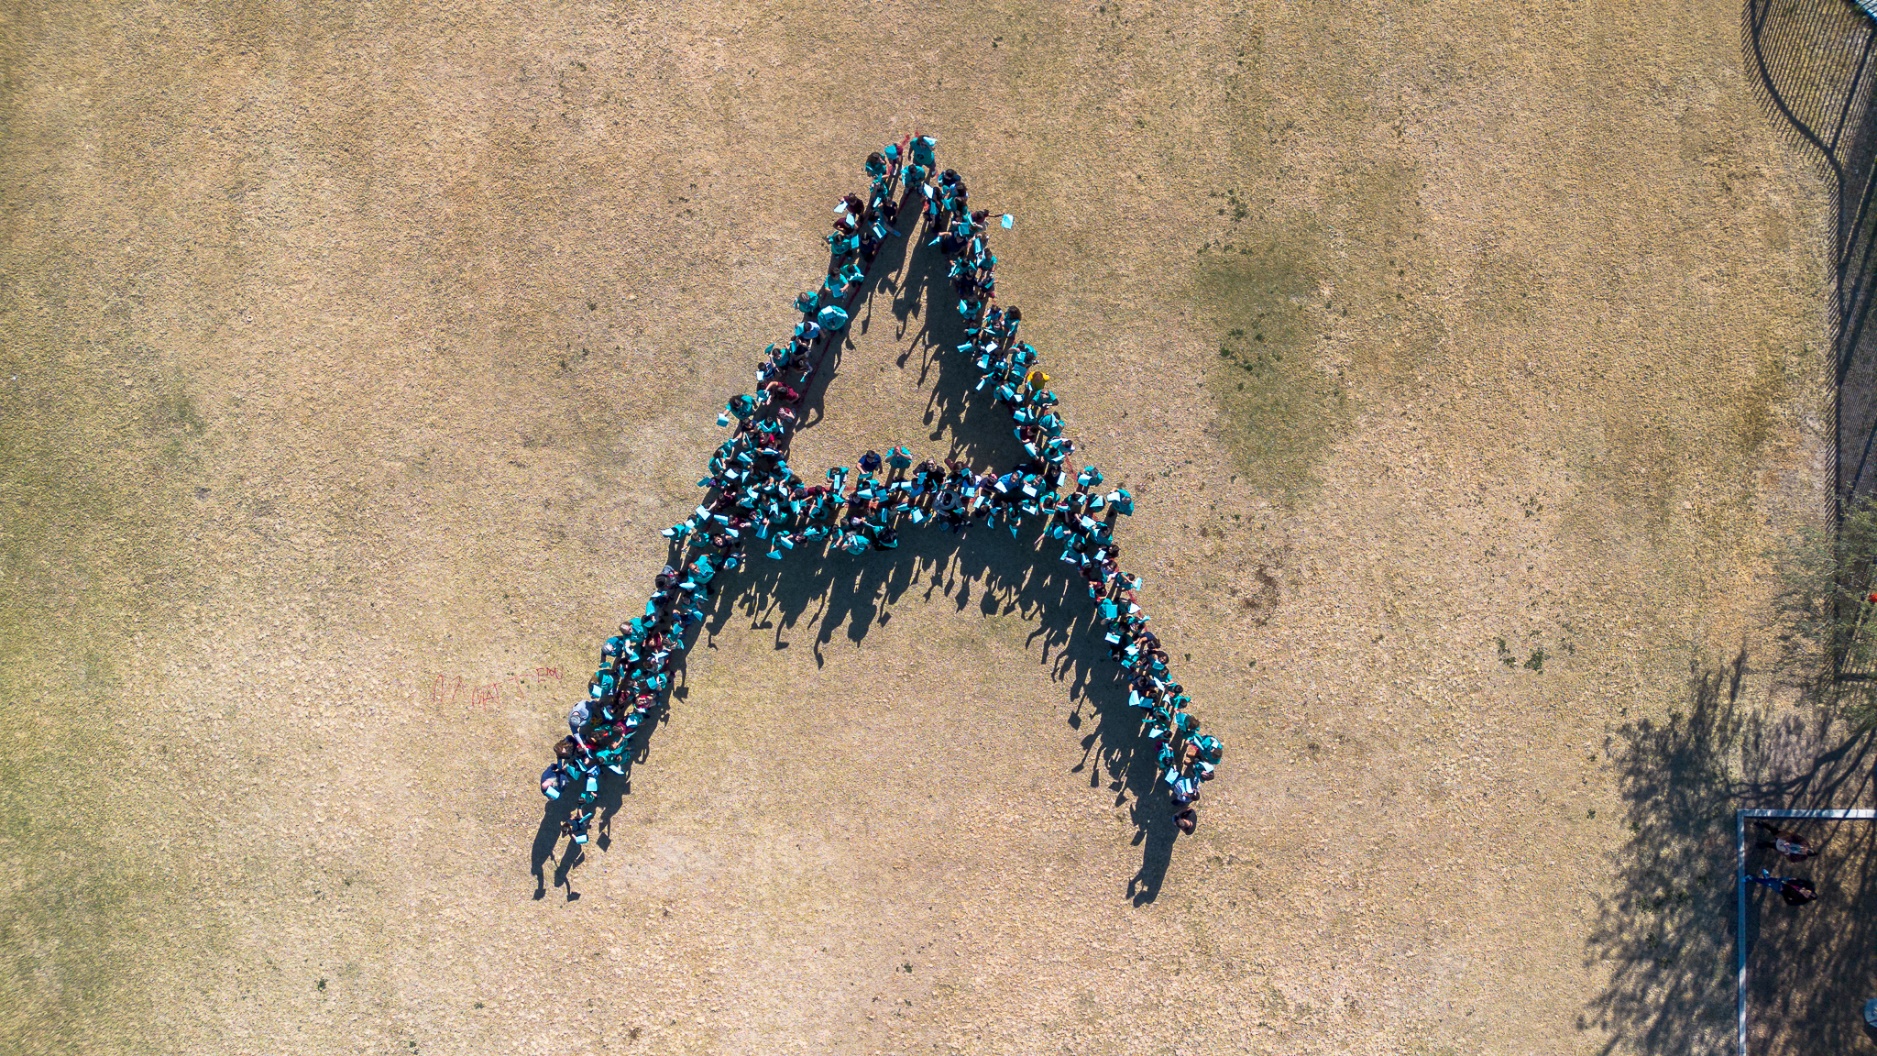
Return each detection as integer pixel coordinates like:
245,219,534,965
1735,807,1877,1056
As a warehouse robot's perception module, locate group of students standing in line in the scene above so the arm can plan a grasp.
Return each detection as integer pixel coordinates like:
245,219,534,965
539,134,1220,845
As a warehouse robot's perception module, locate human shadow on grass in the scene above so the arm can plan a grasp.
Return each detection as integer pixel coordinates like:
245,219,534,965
694,517,1179,905
1584,648,1877,1055
531,516,1181,904
721,210,1175,899
528,207,921,901
795,205,1028,471
530,759,634,902
792,210,917,434
532,189,1181,902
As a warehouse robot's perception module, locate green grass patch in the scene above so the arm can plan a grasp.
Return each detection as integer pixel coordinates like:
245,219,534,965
1196,228,1347,501
0,340,205,1054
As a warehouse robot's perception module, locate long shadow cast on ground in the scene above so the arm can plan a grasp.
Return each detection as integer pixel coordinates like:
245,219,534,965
1576,6,1877,1045
1745,0,1877,505
534,204,1180,904
1584,648,1877,1054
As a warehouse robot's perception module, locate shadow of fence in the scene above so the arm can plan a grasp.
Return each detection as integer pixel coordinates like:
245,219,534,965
1583,14,1877,1039
1746,0,1877,504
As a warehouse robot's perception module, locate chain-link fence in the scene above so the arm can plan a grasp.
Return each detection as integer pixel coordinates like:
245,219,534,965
1747,0,1877,501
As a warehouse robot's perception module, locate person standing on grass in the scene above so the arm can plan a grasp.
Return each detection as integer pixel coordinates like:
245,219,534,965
1749,868,1818,905
1173,804,1198,834
560,808,592,846
540,763,568,800
1754,821,1820,861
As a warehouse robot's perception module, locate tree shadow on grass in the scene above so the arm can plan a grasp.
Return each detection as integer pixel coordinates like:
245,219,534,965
1585,648,1877,1054
1744,812,1877,1056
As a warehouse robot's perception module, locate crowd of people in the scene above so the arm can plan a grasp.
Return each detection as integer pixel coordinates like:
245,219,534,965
539,135,1222,844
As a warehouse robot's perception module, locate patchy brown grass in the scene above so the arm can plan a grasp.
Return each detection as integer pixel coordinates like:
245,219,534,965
0,1,1850,1054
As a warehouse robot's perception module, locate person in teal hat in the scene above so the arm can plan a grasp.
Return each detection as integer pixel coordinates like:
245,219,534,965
1192,735,1221,779
602,624,631,664
595,731,634,774
868,198,900,242
589,667,616,702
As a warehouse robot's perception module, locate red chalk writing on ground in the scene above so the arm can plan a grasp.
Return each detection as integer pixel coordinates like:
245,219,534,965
428,667,561,708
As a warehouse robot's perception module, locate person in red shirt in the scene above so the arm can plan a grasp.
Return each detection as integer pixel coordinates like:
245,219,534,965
1755,821,1820,861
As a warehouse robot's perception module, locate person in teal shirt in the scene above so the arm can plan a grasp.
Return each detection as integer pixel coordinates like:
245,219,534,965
541,139,1228,827
817,304,850,331
910,134,937,168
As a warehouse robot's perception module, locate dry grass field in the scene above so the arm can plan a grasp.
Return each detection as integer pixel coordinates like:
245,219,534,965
0,1,1860,1053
